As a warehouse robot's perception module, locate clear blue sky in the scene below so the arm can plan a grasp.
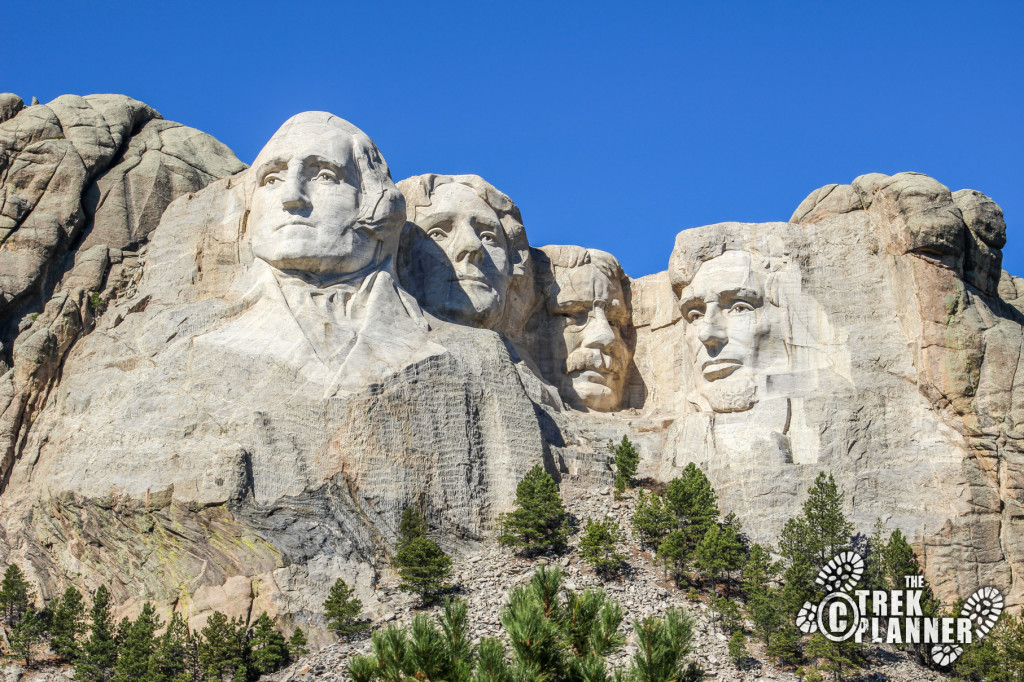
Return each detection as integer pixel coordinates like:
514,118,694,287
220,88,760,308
6,1,1022,278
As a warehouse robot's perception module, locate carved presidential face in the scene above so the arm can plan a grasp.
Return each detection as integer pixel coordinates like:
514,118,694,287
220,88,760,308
547,259,630,411
249,121,377,279
407,183,511,328
678,250,768,412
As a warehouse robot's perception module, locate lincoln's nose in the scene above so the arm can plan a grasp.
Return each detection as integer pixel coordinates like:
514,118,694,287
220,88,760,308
696,308,728,355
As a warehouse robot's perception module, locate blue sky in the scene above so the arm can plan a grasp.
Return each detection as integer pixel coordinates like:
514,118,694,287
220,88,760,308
5,1,1022,278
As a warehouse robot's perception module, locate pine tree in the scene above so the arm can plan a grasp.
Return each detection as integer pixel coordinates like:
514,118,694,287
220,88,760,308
741,543,778,599
393,507,453,604
609,435,640,495
747,587,786,649
497,465,570,554
694,524,745,590
0,563,34,627
111,602,161,682
199,611,248,682
323,577,366,639
287,627,309,659
148,612,191,682
9,606,46,666
655,529,689,580
664,464,719,552
625,608,703,682
250,612,289,675
51,586,87,662
631,490,677,550
75,585,118,682
806,632,862,682
578,517,627,580
728,629,749,669
709,596,742,635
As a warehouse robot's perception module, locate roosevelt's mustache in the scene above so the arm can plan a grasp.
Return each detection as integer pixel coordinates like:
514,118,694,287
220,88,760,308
566,348,620,375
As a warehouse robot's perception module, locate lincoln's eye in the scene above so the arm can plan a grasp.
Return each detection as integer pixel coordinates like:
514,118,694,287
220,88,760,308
685,308,704,322
427,228,448,241
729,302,754,314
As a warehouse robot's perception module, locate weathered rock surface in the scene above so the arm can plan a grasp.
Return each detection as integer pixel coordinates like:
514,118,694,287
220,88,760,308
0,93,1020,648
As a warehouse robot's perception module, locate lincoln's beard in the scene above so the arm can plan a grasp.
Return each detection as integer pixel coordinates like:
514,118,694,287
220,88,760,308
698,366,758,413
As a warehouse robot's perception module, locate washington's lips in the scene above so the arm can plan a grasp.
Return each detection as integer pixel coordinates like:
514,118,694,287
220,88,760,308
701,358,742,381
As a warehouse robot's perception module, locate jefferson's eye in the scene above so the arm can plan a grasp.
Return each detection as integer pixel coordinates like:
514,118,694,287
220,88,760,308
728,302,754,314
479,231,498,244
314,169,338,183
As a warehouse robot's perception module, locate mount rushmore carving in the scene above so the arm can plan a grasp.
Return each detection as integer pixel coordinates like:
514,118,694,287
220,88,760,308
0,94,1019,634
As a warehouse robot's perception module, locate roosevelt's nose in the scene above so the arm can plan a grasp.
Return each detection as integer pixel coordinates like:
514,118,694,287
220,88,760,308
582,307,616,351
450,222,484,264
281,172,311,212
696,307,728,355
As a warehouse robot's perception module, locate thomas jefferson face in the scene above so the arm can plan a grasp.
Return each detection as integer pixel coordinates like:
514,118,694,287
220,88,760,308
548,259,630,411
250,122,377,279
408,183,511,328
678,250,767,412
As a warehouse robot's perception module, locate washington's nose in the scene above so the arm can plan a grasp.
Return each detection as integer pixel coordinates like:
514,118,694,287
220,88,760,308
281,174,311,212
582,307,616,351
696,309,728,354
451,222,484,264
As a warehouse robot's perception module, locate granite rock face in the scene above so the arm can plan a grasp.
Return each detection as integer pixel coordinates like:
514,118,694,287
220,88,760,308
0,96,1021,636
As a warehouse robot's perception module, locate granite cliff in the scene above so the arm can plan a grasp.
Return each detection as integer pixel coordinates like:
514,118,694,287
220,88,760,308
0,94,1019,639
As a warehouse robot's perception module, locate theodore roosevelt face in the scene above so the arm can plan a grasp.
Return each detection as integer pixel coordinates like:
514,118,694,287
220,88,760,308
409,183,511,328
547,256,631,411
677,250,767,412
249,121,377,279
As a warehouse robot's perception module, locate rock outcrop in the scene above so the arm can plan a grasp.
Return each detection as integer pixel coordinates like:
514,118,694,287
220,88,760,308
0,95,1020,638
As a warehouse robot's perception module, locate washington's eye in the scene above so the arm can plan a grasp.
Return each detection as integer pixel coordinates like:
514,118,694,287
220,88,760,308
261,173,283,187
729,302,754,314
314,169,338,183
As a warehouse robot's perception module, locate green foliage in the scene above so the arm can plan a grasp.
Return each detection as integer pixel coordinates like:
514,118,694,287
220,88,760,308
0,563,34,627
953,609,1024,681
9,606,46,666
624,608,703,682
323,577,366,639
393,506,453,604
685,588,700,602
656,530,689,580
778,473,853,575
51,586,87,662
747,587,787,650
709,596,742,635
250,612,290,675
727,629,749,670
88,292,107,312
199,611,249,682
664,464,719,553
76,585,118,682
609,436,640,495
288,627,309,659
578,517,628,580
111,602,161,682
148,612,195,682
805,632,863,682
693,524,745,588
498,465,570,554
631,491,676,550
741,543,778,599
765,622,803,666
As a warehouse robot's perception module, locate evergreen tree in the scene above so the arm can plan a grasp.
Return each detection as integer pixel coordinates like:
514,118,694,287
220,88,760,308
741,543,778,600
51,586,87,662
578,518,627,580
709,596,742,635
9,606,46,666
75,585,118,682
664,464,719,552
497,465,570,554
148,612,191,682
631,491,677,551
693,524,745,590
747,587,786,650
655,529,689,581
111,603,161,682
322,577,366,639
728,629,749,670
805,632,862,682
392,506,453,604
250,612,289,675
199,611,248,682
609,435,640,495
778,472,853,574
863,518,889,592
0,563,34,626
288,627,309,659
625,608,703,682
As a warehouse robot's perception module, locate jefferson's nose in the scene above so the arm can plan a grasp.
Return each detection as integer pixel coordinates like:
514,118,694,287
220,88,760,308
281,173,311,212
450,222,484,264
582,307,616,351
696,307,728,354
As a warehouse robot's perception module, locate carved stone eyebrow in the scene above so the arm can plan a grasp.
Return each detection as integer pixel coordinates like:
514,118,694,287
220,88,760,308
718,287,763,306
254,157,288,183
